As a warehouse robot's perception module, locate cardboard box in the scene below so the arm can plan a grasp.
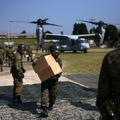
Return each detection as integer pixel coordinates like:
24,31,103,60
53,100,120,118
32,55,56,73
37,63,62,82
32,55,62,82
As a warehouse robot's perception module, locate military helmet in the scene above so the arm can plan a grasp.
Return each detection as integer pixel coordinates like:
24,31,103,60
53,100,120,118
17,44,26,51
49,45,61,53
0,45,3,49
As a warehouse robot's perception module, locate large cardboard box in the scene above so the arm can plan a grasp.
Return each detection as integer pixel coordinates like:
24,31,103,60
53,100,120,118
37,63,62,82
32,55,56,73
32,55,62,82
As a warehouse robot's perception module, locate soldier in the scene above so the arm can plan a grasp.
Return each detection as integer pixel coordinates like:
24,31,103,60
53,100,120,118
5,45,9,63
0,45,4,72
7,46,15,67
2,43,6,61
40,45,62,117
96,47,120,119
10,44,26,103
26,45,33,62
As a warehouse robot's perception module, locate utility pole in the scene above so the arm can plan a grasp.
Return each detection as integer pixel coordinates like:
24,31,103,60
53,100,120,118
89,18,96,28
89,19,96,33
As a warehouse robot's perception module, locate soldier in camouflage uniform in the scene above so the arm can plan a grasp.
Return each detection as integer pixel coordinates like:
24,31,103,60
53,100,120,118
7,46,15,67
10,44,26,103
26,45,33,62
40,45,62,117
96,48,120,119
5,45,9,63
0,45,4,72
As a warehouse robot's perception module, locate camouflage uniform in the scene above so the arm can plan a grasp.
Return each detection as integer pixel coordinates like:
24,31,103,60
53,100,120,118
41,57,62,108
26,45,33,62
96,48,120,119
7,46,15,67
0,49,4,72
10,44,26,103
5,46,9,63
2,44,6,60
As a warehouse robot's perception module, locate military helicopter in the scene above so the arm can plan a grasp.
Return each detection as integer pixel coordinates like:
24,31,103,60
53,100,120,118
77,19,108,47
9,18,63,47
45,32,100,53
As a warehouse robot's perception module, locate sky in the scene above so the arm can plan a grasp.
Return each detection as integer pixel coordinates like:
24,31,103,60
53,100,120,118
0,0,120,34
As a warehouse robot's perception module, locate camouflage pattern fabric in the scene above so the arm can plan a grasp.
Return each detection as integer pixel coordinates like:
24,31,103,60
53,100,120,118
96,48,120,118
41,57,62,107
0,49,4,71
5,47,9,63
7,48,15,67
11,52,25,98
26,46,33,62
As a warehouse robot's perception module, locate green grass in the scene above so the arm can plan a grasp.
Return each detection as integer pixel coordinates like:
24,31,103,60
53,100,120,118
0,38,36,46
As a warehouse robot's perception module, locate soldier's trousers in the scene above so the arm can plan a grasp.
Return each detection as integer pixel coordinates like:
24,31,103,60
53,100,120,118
41,79,58,107
27,56,32,62
0,59,3,71
12,75,23,98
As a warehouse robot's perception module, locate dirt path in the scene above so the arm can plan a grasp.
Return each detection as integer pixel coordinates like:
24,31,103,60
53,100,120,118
0,60,74,86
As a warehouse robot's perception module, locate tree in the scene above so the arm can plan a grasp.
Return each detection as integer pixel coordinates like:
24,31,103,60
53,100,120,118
104,25,119,47
72,23,88,35
21,30,26,34
90,27,96,34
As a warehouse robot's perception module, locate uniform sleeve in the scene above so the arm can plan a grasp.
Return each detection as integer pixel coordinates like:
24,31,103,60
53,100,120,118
96,54,112,108
57,58,63,68
14,54,23,73
56,58,63,77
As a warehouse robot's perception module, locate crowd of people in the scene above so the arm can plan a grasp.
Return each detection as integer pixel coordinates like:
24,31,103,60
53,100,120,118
0,44,34,71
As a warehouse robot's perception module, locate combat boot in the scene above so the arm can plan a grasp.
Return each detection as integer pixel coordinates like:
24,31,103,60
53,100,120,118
27,57,29,62
47,104,53,111
1,67,3,72
17,96,22,103
13,94,16,102
13,98,17,103
40,107,48,117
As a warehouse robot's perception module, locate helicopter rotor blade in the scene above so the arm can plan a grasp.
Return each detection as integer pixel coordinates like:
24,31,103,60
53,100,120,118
30,21,38,24
9,20,32,24
30,18,49,24
43,18,49,22
77,19,98,25
9,18,63,27
77,19,109,26
45,22,63,27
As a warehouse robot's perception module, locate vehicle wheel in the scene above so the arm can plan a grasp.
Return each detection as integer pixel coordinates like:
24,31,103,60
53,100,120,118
83,49,87,53
73,50,77,53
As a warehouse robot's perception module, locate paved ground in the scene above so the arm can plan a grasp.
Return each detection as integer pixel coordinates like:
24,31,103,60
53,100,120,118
0,60,101,120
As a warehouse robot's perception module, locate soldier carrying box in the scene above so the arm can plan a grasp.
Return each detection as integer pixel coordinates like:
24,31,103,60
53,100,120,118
32,45,62,117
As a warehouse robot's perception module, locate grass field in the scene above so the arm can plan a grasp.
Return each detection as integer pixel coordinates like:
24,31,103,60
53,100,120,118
59,48,113,74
